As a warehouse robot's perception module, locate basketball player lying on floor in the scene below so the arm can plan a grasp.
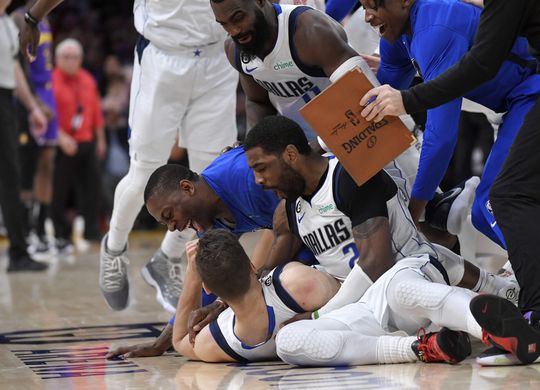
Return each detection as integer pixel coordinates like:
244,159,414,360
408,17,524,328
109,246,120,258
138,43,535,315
170,229,340,363
106,116,516,360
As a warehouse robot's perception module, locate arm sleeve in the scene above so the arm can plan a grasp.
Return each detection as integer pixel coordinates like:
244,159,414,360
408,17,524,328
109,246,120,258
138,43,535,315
402,0,530,113
377,39,417,90
410,26,468,200
325,0,357,22
336,168,397,227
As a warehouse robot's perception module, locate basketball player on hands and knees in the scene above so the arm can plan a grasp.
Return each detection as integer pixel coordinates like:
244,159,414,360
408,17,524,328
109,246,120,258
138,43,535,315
211,0,479,246
242,116,517,364
106,146,313,359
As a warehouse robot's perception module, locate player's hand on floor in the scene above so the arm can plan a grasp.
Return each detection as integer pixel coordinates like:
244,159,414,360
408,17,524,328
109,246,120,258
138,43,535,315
105,341,166,360
279,312,312,329
188,301,227,345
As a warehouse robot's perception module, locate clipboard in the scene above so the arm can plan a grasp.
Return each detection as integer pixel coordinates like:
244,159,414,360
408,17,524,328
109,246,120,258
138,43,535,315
299,68,416,186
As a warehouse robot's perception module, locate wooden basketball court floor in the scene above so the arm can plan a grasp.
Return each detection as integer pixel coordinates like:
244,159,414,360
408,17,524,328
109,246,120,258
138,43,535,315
1,231,540,390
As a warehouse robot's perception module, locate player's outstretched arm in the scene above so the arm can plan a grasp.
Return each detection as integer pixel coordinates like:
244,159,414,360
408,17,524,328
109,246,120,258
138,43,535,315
106,324,173,360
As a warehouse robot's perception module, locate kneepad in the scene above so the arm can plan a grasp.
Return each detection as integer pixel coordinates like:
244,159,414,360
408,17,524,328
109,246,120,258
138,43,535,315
390,278,452,310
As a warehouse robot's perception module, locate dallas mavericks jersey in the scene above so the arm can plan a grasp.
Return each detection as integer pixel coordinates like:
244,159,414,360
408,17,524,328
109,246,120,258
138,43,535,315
133,0,225,50
235,4,330,139
209,265,304,362
201,146,279,234
287,158,439,281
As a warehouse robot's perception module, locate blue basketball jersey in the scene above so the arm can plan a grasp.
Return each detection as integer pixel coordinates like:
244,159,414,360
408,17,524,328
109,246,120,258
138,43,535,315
201,146,279,234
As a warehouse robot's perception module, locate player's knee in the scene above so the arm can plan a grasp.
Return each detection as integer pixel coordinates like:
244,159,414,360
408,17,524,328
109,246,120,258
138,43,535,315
127,159,164,191
276,325,342,366
389,279,451,311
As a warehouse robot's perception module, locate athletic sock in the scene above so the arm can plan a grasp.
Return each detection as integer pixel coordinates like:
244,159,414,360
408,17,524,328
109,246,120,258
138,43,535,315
376,335,418,363
447,176,480,235
160,229,195,259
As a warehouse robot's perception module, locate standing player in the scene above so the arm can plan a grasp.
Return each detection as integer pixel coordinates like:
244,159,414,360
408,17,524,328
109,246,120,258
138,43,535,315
360,0,540,250
19,0,239,311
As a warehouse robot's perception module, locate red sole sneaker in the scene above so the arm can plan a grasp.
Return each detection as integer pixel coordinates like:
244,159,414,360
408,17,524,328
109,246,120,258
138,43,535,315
470,295,540,364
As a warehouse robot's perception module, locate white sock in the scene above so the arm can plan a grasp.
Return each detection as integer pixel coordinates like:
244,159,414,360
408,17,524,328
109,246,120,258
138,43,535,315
376,336,418,364
160,229,195,259
447,176,480,235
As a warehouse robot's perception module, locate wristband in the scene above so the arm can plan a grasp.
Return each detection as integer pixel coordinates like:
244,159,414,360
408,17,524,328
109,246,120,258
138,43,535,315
24,10,39,27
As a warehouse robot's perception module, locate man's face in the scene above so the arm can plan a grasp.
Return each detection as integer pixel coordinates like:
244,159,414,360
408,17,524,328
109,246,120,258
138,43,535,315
212,0,272,55
360,0,411,44
145,184,214,234
246,147,306,200
56,46,83,75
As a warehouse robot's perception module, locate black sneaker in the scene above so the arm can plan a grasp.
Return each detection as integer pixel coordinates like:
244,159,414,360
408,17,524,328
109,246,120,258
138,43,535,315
425,177,480,235
470,295,540,364
7,256,48,272
412,327,471,364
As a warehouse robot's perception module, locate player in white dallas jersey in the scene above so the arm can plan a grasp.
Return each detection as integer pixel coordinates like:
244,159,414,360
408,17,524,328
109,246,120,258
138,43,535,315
211,0,478,244
243,116,512,365
244,116,518,316
170,229,339,363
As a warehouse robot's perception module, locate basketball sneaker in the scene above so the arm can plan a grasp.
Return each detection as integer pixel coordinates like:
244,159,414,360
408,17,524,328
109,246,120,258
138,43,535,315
425,177,480,235
412,327,471,364
476,346,540,366
7,255,48,272
495,263,519,306
99,233,130,310
141,249,183,313
28,237,57,260
470,294,540,364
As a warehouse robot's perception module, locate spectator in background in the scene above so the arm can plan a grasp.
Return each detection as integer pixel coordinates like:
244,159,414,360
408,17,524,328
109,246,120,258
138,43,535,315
12,0,58,259
51,38,106,253
0,0,47,271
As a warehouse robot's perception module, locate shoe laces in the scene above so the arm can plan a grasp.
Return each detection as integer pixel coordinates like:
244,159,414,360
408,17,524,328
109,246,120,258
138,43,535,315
416,327,450,363
102,254,130,289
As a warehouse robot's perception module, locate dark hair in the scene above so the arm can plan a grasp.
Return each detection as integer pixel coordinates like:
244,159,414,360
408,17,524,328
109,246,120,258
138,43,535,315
244,115,311,156
196,229,252,301
144,164,199,204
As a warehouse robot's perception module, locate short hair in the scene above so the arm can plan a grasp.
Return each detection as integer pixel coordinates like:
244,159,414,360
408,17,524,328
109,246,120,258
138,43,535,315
55,38,83,58
196,229,252,301
244,115,311,156
144,164,199,204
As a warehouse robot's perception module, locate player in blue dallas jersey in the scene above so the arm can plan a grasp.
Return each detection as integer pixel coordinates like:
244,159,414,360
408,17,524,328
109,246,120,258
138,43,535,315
366,0,540,249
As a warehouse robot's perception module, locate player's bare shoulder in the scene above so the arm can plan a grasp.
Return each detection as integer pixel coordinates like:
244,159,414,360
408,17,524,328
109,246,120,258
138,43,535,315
292,7,351,70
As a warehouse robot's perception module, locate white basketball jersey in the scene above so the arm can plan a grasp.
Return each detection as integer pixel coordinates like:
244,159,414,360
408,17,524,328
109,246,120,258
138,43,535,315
208,265,303,362
236,4,330,139
288,158,439,282
133,0,225,50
